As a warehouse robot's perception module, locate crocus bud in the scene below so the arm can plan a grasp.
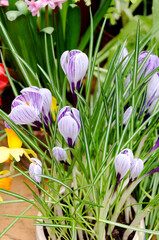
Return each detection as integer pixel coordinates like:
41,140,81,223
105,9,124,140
123,106,132,125
60,50,88,94
29,158,42,184
58,106,81,148
130,158,144,181
138,51,159,81
120,148,134,165
52,146,67,162
114,153,131,181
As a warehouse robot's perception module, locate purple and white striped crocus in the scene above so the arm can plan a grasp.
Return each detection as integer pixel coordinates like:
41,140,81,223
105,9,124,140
130,158,144,181
58,106,81,148
146,72,159,114
125,51,159,94
7,86,52,130
29,158,42,184
60,50,88,94
52,146,67,162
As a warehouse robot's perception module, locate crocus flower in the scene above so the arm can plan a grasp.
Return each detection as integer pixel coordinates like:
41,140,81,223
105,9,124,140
120,148,134,165
0,0,9,6
123,106,132,125
29,158,42,184
0,177,12,202
7,86,52,131
52,146,67,162
114,153,131,182
130,158,144,181
58,106,81,148
0,128,37,163
145,72,159,114
60,50,88,94
125,51,159,94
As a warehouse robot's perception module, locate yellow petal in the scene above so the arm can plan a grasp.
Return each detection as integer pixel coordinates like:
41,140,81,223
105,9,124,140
9,148,24,162
0,195,3,202
0,177,13,190
24,149,37,159
51,96,58,121
0,147,10,163
0,170,10,176
5,128,22,148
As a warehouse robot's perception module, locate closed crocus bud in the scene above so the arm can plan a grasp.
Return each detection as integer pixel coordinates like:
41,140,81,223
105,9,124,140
120,148,134,165
114,153,131,182
146,72,159,113
130,158,144,181
29,158,42,184
60,50,88,94
123,106,132,125
52,146,67,162
138,51,159,81
58,106,81,148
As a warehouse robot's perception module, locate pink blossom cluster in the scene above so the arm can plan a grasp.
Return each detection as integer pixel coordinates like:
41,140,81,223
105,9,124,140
0,0,9,6
25,0,67,17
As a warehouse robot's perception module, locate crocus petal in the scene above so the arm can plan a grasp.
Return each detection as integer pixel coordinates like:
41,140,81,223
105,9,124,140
120,148,134,165
146,72,159,104
58,106,71,122
114,153,131,180
8,104,41,126
52,146,67,162
58,115,79,146
71,108,81,132
130,158,144,181
148,99,158,114
0,147,10,163
123,107,132,125
29,158,42,183
60,50,69,74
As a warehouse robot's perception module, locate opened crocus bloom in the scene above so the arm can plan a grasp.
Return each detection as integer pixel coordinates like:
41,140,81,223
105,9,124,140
60,50,88,94
0,128,37,163
7,86,52,131
58,106,81,148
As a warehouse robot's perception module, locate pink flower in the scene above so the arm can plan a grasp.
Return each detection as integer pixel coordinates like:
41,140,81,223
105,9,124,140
0,0,9,6
25,0,43,17
25,0,67,16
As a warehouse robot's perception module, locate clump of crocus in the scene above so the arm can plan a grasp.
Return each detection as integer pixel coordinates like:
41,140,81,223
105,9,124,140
29,158,42,184
60,50,88,106
0,0,9,6
6,86,52,132
25,0,67,17
57,106,81,148
52,146,67,162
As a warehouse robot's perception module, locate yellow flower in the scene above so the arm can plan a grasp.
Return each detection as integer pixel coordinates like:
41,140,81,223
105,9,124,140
0,177,13,202
51,96,58,121
0,129,37,163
